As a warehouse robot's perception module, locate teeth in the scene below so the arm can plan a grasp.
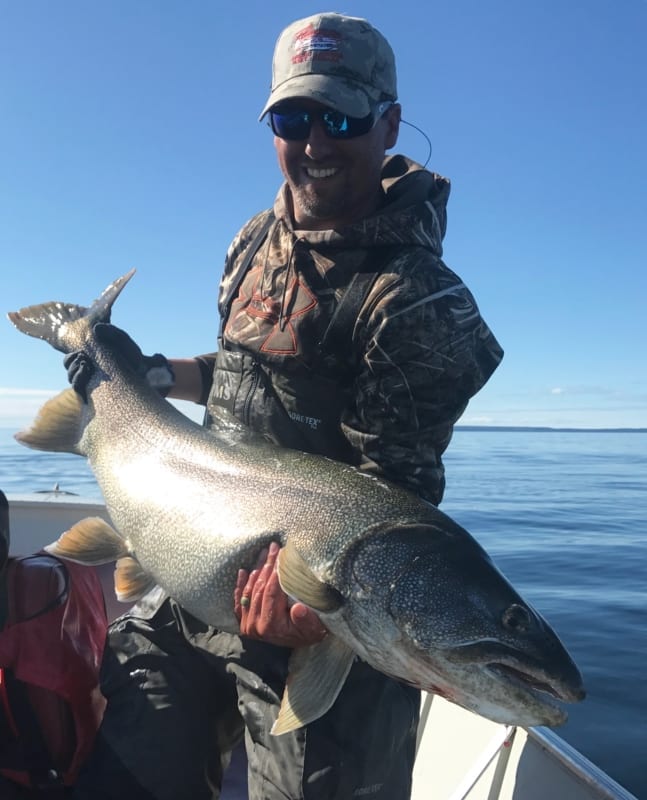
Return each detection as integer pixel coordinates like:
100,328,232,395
306,167,338,179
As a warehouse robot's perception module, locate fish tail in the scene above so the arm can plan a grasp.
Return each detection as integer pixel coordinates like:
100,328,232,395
7,269,135,354
15,388,84,454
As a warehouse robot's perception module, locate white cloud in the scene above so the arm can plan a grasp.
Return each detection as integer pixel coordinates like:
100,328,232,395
1,387,645,433
0,388,204,429
461,404,647,429
0,388,60,429
0,388,57,398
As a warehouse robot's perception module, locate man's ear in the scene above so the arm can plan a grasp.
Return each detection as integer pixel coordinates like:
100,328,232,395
384,103,401,149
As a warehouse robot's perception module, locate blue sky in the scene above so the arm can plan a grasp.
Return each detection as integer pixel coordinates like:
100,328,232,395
1,0,646,430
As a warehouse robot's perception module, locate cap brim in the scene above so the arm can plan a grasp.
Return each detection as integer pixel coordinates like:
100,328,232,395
259,74,380,120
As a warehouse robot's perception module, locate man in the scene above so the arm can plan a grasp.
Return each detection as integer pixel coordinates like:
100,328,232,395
71,12,503,800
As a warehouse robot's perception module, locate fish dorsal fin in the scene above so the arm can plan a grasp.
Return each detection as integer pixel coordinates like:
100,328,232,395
44,516,128,565
15,388,84,455
272,636,356,735
278,540,343,613
115,556,157,603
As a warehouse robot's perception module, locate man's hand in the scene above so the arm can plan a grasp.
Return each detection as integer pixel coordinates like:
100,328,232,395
234,541,328,647
63,324,174,401
63,351,95,402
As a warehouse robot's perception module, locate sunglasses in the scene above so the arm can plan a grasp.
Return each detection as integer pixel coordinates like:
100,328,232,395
269,101,394,141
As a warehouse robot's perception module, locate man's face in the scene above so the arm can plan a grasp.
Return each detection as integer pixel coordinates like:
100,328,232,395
273,100,400,230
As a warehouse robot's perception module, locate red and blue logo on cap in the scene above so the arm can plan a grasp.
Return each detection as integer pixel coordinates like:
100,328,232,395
291,26,342,64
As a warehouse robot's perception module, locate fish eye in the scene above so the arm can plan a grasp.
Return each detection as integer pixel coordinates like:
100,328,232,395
502,603,532,633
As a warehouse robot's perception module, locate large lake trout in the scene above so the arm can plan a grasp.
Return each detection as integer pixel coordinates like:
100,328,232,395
8,271,584,733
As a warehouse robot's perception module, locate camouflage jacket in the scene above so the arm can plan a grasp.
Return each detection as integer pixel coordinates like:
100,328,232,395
203,154,503,505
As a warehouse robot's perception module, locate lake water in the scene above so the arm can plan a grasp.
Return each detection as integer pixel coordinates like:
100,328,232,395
1,426,645,798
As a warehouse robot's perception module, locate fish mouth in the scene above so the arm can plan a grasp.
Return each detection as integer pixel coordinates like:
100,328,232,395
488,663,559,698
453,641,585,701
485,647,585,702
482,656,586,726
446,640,585,726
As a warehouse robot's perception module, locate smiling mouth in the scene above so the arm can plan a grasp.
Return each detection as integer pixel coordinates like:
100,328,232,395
305,167,339,179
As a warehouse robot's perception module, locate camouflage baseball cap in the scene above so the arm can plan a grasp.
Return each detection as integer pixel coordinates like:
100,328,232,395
259,12,397,120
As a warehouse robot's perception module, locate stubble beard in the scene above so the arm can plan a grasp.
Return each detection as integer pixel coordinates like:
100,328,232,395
291,182,348,225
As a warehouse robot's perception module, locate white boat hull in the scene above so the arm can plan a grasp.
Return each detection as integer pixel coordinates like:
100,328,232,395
5,491,639,800
413,692,637,800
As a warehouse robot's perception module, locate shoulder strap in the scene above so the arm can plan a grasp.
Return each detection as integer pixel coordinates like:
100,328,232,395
0,490,9,630
219,210,275,341
0,669,63,792
318,245,400,359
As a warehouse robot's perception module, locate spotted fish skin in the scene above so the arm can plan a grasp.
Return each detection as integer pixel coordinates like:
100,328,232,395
7,271,585,733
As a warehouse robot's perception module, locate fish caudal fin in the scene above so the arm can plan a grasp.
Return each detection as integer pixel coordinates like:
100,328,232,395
115,556,157,603
15,388,84,454
7,270,136,354
44,517,128,565
277,540,343,612
272,636,356,735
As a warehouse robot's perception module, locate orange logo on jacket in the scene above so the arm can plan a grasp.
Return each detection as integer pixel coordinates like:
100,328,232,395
226,263,317,355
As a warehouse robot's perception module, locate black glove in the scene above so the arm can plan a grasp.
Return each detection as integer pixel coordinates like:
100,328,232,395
64,324,175,402
64,350,95,402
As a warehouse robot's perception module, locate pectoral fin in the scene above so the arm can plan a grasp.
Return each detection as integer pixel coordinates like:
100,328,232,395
15,388,84,454
277,540,343,613
272,635,356,735
44,517,129,565
115,556,157,602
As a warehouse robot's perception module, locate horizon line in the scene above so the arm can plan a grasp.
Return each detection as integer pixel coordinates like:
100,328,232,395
1,422,646,434
455,424,647,433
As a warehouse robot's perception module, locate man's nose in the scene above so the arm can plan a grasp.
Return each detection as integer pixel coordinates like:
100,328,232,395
304,118,335,158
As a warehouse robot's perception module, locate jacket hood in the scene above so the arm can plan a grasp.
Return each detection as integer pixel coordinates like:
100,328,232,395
273,154,450,257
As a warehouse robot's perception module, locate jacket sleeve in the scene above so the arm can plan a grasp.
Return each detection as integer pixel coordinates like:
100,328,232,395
341,254,503,506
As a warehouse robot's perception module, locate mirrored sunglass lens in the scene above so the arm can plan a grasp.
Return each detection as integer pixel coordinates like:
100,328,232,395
322,111,349,137
271,110,310,140
324,110,374,139
270,107,378,140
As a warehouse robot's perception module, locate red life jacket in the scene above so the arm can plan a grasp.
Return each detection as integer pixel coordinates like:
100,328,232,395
0,554,107,791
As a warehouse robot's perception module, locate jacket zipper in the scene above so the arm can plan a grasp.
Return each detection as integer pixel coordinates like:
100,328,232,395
242,359,261,427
